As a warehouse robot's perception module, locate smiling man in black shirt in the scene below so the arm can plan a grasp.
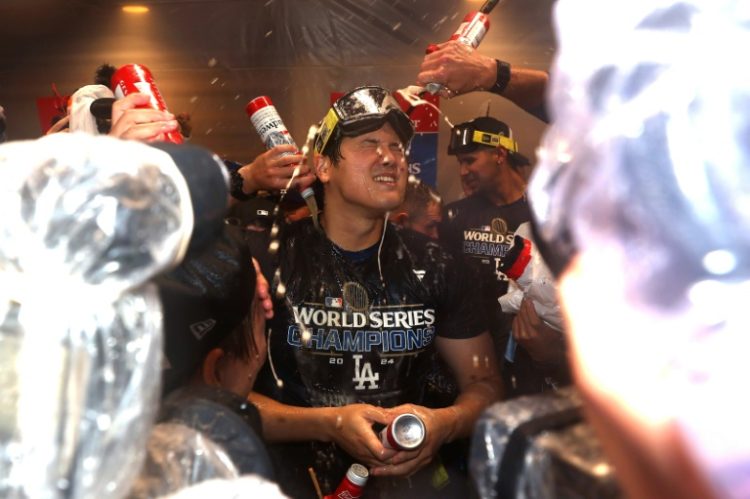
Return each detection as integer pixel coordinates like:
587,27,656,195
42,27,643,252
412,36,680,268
249,86,502,498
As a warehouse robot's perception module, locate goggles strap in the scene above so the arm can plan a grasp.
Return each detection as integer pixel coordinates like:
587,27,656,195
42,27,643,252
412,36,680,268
315,107,341,154
471,130,518,152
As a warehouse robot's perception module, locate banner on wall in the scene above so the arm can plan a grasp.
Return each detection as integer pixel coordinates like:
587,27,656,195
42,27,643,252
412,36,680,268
330,91,440,188
36,95,69,134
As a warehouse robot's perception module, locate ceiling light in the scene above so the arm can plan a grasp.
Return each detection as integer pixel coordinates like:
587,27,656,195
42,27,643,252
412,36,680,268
122,5,150,14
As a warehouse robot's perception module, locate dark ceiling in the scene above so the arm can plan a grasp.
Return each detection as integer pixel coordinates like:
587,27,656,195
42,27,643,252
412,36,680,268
0,0,556,199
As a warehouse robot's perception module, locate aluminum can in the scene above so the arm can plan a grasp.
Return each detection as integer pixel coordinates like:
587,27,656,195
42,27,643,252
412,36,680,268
246,96,314,200
379,413,426,451
425,12,491,94
329,463,368,499
111,64,183,144
450,11,490,48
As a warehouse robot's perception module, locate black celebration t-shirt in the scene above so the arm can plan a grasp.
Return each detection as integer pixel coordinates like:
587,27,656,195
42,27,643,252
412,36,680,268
440,194,532,345
252,219,485,409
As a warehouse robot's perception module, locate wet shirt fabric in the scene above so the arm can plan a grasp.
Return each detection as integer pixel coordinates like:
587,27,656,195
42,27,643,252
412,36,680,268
250,219,484,497
440,194,562,396
441,194,531,344
159,385,275,481
254,218,483,408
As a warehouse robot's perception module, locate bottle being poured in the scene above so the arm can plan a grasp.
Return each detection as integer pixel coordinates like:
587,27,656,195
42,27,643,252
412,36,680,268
246,96,320,229
406,0,502,98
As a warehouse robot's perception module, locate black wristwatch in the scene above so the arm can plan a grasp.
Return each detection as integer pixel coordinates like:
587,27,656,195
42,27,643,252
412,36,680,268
228,165,253,201
490,59,512,95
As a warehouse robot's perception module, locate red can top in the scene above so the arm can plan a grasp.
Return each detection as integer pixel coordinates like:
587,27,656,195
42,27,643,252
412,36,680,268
111,63,154,88
246,96,274,117
346,464,369,487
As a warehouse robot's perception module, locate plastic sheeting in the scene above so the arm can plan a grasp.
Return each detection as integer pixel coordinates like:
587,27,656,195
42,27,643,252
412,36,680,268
0,133,198,497
128,423,238,499
470,389,620,499
165,476,287,499
498,222,562,331
529,0,750,497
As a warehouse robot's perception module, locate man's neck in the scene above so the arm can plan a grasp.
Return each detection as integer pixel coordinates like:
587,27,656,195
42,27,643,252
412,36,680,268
321,205,386,251
485,166,527,206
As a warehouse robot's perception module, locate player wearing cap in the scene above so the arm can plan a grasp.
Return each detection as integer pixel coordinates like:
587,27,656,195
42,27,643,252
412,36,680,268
440,116,569,398
152,224,275,481
248,86,501,498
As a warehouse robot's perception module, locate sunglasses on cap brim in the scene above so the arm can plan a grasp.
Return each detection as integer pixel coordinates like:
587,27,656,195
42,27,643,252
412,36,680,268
314,86,414,154
448,124,519,155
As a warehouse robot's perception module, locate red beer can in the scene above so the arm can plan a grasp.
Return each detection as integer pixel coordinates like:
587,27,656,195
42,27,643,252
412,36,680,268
449,11,491,48
327,463,368,499
424,11,491,93
425,11,490,55
379,413,426,451
111,63,183,144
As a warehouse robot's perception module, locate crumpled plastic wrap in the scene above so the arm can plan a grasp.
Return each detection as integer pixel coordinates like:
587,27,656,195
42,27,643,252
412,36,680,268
498,222,562,331
69,84,114,134
470,388,620,499
164,476,287,499
127,423,238,499
0,133,196,497
528,1,750,497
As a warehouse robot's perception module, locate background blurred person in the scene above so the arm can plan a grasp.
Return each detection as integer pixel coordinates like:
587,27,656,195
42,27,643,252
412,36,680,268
441,115,568,397
529,1,750,498
389,178,442,239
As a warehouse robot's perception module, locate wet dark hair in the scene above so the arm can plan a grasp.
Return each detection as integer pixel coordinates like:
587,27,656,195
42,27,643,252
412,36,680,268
401,181,440,220
508,149,531,169
94,63,117,90
321,125,346,165
217,314,255,362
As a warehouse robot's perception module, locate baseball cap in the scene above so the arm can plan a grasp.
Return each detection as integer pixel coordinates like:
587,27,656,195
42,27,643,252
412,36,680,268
448,116,530,166
157,224,255,396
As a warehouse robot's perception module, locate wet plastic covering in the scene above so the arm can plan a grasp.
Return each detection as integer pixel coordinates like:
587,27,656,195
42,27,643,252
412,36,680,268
127,423,238,499
498,222,562,331
69,84,114,134
158,385,275,481
164,475,287,499
0,133,197,497
470,388,620,498
528,0,750,497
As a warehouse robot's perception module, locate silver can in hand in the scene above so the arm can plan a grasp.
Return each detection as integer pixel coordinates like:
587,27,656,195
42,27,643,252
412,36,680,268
379,413,426,451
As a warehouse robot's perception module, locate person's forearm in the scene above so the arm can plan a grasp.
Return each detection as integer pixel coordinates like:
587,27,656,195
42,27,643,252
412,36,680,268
503,68,550,123
484,60,550,123
435,377,502,442
248,391,335,443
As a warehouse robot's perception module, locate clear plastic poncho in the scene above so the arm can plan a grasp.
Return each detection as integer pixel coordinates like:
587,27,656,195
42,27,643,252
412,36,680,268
529,0,750,497
0,133,196,498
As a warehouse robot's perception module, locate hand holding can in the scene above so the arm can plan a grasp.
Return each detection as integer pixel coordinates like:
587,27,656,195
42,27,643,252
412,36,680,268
246,96,315,197
111,64,183,144
379,413,426,451
424,12,491,95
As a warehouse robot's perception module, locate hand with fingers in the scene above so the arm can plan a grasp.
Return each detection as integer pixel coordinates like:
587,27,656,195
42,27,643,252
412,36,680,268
370,404,452,477
327,404,397,469
238,144,315,195
417,40,497,98
252,257,274,321
109,92,179,142
512,298,566,365
46,115,71,135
